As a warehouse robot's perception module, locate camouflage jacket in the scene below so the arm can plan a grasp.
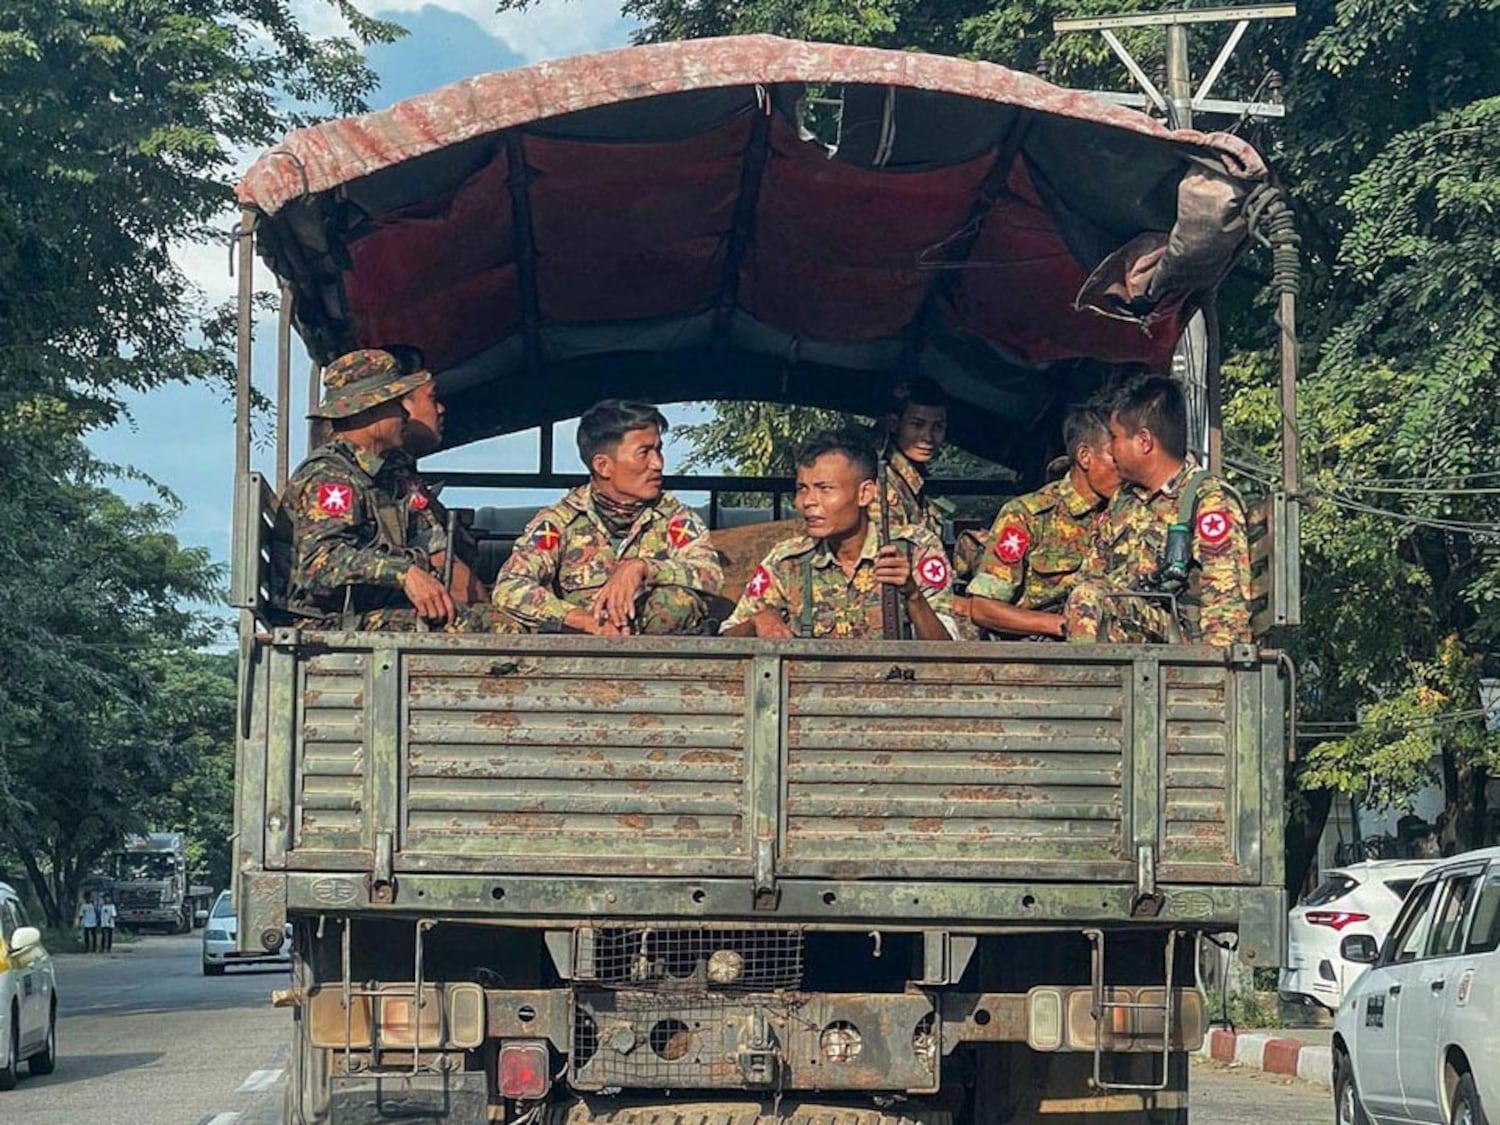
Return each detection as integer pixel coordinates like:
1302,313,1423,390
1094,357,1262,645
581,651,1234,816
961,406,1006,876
721,522,957,639
871,449,948,540
968,473,1107,611
492,485,723,629
283,439,442,617
1087,457,1252,646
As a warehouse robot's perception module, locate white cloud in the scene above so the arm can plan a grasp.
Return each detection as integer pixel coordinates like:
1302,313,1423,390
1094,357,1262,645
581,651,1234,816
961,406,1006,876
293,0,633,63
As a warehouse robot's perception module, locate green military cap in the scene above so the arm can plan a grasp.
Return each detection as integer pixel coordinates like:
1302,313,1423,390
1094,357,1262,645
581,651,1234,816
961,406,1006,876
309,348,432,420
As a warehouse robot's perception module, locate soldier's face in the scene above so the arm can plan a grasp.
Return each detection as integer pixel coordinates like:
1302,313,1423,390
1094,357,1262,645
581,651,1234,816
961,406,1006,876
1107,415,1151,484
1077,438,1121,498
891,403,947,465
594,425,666,503
795,452,876,541
401,382,444,454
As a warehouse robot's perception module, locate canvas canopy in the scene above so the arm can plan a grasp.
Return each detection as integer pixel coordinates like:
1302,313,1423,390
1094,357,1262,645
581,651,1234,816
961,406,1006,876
238,35,1268,472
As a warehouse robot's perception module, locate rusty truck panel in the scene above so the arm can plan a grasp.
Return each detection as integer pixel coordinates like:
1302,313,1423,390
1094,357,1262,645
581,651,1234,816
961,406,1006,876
256,632,1278,897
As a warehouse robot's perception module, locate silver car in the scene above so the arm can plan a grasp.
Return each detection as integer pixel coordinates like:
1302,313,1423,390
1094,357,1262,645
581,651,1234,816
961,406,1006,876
201,891,290,976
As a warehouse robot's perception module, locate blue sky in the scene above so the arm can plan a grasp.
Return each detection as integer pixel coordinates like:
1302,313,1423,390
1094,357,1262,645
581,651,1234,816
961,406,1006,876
87,2,709,583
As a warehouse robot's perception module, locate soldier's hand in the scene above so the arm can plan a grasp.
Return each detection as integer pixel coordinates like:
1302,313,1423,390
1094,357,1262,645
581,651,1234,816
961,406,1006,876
751,609,796,639
592,558,649,631
403,566,456,625
873,545,916,595
564,608,627,636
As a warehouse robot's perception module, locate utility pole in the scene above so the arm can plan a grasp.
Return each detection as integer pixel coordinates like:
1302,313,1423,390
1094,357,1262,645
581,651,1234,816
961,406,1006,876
1054,5,1295,471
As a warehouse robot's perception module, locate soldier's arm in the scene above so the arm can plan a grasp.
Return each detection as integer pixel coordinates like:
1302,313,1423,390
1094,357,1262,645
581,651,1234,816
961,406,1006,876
490,513,575,630
891,529,958,640
289,470,419,594
645,508,723,595
1194,485,1253,645
720,553,792,637
966,506,1064,637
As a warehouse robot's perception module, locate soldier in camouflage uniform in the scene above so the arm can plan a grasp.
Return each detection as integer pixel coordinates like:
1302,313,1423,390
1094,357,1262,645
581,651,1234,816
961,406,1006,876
1063,376,1252,646
968,404,1119,639
283,348,514,632
492,400,722,634
722,432,956,640
872,376,951,538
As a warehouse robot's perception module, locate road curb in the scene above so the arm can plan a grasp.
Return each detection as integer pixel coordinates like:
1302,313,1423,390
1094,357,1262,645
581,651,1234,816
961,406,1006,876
1199,1029,1333,1090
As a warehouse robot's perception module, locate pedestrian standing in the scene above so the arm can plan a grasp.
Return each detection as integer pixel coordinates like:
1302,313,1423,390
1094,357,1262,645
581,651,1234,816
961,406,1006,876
77,891,99,953
98,893,117,953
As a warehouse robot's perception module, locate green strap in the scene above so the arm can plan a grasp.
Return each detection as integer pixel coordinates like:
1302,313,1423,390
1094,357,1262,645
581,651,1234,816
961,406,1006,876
1176,469,1210,531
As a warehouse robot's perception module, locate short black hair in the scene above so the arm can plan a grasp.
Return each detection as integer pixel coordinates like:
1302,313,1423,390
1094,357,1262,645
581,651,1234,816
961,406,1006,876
891,376,949,418
1062,403,1110,460
1110,375,1187,460
794,430,878,481
577,399,669,465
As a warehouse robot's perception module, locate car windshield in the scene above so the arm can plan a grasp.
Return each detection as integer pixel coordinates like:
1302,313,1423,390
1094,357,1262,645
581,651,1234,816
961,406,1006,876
1303,874,1358,907
212,895,235,919
117,854,175,880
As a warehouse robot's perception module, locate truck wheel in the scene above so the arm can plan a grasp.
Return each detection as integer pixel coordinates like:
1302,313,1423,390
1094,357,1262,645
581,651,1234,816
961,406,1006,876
1453,1074,1490,1125
0,1007,18,1091
27,999,57,1076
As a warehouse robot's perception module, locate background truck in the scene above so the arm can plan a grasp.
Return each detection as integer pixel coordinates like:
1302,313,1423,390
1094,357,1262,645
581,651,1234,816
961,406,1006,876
229,35,1302,1125
113,833,212,933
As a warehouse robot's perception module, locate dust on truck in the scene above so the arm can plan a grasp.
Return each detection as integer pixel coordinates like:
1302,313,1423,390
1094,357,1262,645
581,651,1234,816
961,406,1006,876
113,832,207,932
229,36,1303,1125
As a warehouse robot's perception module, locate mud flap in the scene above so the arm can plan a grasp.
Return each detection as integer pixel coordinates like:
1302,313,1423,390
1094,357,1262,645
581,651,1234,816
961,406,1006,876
328,1072,489,1123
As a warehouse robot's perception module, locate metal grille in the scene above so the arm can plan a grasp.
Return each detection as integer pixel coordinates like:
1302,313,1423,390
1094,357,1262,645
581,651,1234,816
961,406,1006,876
589,926,804,993
573,992,737,1088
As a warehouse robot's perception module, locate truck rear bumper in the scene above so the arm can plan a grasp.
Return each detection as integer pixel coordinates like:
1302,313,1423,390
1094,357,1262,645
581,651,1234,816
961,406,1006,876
328,1072,488,1124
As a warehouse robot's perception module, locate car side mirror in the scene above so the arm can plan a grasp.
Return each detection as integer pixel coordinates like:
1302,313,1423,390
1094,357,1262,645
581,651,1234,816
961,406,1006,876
9,926,42,953
1341,934,1380,964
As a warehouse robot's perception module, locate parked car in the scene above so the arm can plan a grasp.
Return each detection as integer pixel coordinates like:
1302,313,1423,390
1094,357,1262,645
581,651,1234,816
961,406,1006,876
0,881,57,1090
1281,859,1436,1012
201,890,290,976
1333,847,1500,1125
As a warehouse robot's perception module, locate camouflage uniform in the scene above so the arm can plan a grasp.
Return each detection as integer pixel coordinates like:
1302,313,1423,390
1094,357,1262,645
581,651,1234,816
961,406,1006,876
492,485,723,634
1063,457,1252,646
282,439,512,632
721,523,957,639
967,473,1107,626
871,448,948,540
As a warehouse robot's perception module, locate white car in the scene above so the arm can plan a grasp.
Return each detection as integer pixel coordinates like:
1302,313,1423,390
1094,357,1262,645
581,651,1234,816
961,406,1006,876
1334,847,1500,1125
0,881,57,1090
1282,859,1435,1012
201,890,290,976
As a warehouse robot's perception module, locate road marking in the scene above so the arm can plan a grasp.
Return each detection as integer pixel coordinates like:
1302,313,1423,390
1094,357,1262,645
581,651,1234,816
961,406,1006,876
204,1115,242,1125
237,1068,284,1093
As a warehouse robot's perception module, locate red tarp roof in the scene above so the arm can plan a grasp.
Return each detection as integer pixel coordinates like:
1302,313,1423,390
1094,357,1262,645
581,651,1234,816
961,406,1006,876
238,35,1268,469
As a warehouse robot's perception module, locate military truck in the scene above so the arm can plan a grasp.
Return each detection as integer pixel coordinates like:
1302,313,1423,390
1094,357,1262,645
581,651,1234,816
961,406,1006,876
229,36,1302,1124
113,833,213,933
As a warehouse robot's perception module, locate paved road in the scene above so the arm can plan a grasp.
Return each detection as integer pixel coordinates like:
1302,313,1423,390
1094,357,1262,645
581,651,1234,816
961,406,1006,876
3,931,287,1124
2,932,1332,1123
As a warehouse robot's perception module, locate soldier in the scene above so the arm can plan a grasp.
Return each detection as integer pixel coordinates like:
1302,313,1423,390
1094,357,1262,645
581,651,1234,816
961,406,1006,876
492,400,722,635
967,404,1119,639
283,347,512,632
1063,375,1252,645
873,376,950,538
721,432,956,640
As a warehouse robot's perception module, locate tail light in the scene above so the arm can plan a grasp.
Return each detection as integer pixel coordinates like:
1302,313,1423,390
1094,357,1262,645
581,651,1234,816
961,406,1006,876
379,994,443,1049
1307,911,1371,932
498,1040,550,1100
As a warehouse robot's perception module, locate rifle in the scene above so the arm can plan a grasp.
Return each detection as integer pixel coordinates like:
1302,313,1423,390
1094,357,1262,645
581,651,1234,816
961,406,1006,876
877,456,906,640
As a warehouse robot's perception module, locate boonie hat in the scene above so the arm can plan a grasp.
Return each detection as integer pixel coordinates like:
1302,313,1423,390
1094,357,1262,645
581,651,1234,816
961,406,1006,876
308,348,432,420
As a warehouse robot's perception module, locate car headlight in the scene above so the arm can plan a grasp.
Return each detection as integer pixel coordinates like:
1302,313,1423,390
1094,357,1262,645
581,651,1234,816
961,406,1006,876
204,929,230,942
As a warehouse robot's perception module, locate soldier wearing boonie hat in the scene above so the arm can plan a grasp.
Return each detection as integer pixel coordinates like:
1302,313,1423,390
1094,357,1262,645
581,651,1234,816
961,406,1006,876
282,347,517,633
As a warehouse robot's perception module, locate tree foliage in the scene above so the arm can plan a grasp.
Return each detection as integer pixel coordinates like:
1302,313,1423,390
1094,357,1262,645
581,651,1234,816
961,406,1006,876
0,1,396,921
513,0,1500,844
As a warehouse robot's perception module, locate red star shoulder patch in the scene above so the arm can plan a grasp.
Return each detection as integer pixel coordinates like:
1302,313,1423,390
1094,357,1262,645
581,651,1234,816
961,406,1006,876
917,554,950,589
667,513,697,548
993,524,1030,564
746,565,773,598
1196,509,1232,546
532,520,561,551
408,486,430,512
316,481,353,516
